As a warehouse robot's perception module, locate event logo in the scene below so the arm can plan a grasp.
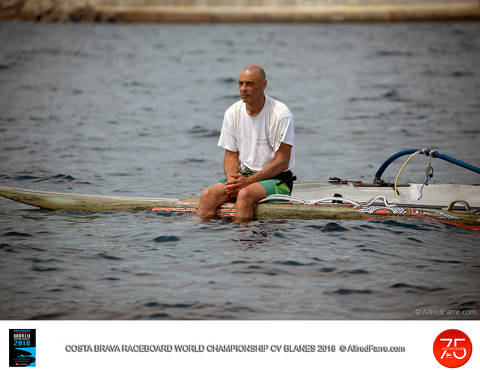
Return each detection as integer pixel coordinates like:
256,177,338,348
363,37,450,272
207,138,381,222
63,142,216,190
9,329,36,367
433,329,472,368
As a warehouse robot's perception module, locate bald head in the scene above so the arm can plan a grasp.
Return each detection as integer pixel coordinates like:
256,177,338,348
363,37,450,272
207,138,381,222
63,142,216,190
240,64,266,81
238,64,267,111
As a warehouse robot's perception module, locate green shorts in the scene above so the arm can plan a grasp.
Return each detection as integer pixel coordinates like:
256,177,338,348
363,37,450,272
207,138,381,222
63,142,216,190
218,177,292,197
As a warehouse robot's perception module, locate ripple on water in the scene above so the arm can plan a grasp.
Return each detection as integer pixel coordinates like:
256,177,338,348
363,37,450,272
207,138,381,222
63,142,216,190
319,267,336,273
230,260,248,264
274,260,314,267
12,173,76,183
30,312,66,320
305,222,349,232
32,266,58,272
430,259,463,264
338,269,369,275
391,283,447,293
140,301,221,320
97,252,122,261
3,232,33,237
452,301,479,315
333,289,373,295
152,235,181,243
187,125,221,138
0,243,18,253
218,77,236,84
370,219,433,231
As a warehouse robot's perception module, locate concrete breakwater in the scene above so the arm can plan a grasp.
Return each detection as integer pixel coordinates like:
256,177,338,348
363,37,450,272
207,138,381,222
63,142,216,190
1,0,479,22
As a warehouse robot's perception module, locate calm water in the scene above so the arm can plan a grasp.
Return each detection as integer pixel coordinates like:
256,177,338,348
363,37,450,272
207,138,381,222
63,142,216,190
0,21,479,319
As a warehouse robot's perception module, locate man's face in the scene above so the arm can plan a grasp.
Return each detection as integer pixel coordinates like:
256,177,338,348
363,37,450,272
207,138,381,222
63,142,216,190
238,70,266,104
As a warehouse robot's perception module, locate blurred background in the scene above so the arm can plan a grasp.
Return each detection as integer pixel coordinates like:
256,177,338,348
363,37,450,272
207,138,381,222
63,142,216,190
1,0,479,23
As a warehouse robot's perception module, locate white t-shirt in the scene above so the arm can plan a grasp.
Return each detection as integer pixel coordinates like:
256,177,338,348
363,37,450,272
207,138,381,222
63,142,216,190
217,95,295,172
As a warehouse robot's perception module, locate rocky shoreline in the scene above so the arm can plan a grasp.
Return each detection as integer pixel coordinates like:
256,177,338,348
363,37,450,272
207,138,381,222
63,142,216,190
1,0,479,23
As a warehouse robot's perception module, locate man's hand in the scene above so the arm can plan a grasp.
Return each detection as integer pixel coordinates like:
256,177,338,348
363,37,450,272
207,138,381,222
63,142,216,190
224,173,250,197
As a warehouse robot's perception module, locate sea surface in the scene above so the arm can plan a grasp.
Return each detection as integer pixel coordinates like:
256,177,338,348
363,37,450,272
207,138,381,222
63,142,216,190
0,21,479,320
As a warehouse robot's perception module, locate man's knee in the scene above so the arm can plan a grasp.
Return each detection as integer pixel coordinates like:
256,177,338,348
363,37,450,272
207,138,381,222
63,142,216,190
200,186,213,200
236,185,264,206
236,187,251,201
200,184,229,206
201,184,221,199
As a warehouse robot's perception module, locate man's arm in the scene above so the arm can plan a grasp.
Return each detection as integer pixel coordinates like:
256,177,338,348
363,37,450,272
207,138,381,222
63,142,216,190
245,143,291,185
225,143,292,192
224,149,240,181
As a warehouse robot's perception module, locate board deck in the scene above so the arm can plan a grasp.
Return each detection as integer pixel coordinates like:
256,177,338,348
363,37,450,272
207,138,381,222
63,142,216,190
1,185,479,228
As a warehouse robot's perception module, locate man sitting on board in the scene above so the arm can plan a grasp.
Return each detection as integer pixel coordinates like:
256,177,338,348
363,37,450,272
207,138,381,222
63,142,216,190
196,64,296,223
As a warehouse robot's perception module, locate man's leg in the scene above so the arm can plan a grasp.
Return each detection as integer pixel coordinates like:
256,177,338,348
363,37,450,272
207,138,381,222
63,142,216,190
196,183,231,219
234,183,267,223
